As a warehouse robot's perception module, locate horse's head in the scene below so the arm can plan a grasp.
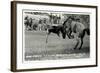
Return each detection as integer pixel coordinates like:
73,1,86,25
61,16,73,39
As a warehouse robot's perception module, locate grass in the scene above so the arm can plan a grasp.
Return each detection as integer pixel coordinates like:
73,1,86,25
24,30,90,61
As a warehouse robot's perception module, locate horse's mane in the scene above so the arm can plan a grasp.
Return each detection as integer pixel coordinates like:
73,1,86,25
62,16,77,26
62,16,71,26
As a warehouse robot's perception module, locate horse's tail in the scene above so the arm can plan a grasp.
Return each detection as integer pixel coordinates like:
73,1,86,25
83,28,90,35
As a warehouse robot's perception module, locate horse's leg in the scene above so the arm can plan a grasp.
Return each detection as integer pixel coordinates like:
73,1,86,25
29,23,32,30
68,30,74,39
66,32,71,39
78,31,85,50
46,30,51,43
66,29,73,39
74,37,80,50
79,38,83,50
57,31,60,37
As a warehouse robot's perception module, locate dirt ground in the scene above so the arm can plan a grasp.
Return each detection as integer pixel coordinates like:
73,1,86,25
24,31,90,61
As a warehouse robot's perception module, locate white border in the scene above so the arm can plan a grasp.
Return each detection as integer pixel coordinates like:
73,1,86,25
17,3,96,69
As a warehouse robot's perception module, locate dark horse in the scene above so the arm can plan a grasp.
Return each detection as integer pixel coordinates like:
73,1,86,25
62,16,90,50
46,23,69,43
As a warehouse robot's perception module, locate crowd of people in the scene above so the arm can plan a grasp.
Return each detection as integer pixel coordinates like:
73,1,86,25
24,12,89,31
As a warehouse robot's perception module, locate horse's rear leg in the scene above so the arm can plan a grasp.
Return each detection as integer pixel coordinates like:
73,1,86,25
79,38,83,50
78,31,85,50
74,38,80,50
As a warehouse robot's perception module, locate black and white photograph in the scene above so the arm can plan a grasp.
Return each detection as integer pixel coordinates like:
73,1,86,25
23,11,90,61
11,1,97,71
